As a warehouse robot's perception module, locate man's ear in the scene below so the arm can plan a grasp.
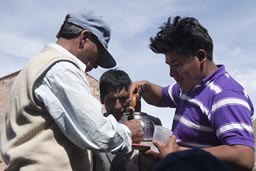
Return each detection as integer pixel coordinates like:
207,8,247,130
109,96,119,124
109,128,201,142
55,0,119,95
79,30,90,48
81,30,90,40
196,49,207,63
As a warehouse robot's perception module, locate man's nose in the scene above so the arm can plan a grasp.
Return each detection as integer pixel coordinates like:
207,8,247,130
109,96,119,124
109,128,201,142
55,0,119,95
93,63,99,69
114,100,125,111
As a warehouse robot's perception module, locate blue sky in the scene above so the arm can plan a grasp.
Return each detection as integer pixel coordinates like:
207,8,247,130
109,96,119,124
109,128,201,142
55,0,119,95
1,0,256,128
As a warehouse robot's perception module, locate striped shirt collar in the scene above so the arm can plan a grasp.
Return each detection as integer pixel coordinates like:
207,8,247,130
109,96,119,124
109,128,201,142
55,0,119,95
184,65,227,94
201,65,226,85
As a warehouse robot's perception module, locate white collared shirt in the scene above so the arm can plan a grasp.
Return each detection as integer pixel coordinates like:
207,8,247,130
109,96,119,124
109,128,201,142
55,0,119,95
34,43,131,153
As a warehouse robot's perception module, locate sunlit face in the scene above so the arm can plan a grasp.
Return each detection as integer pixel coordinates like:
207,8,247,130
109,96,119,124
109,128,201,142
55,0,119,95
165,51,202,91
103,88,130,121
81,34,105,72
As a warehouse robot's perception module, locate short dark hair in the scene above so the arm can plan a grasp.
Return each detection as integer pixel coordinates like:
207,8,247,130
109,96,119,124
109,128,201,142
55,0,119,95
99,69,131,104
56,14,84,39
150,16,213,60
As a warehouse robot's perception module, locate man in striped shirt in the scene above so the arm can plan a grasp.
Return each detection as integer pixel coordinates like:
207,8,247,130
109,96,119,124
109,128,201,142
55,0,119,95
129,16,254,171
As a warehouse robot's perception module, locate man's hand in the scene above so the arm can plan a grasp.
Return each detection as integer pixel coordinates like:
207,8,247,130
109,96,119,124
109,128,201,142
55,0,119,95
155,135,179,158
143,135,179,162
122,120,144,144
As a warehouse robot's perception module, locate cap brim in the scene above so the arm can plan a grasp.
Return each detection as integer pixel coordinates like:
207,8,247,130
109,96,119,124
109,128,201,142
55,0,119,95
98,50,116,68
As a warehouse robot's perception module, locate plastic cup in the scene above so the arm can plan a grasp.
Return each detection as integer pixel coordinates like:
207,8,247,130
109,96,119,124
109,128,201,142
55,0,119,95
151,125,173,152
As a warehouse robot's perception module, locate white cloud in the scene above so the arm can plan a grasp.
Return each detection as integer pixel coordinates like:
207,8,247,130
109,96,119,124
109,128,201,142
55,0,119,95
233,70,256,99
231,47,242,57
0,32,45,59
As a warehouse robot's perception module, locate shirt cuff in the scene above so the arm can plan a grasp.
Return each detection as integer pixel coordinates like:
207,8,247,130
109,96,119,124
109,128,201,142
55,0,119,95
111,121,132,154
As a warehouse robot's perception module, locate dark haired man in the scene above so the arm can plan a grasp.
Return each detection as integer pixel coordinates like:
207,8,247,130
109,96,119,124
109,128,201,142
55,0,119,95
129,16,254,171
92,69,162,171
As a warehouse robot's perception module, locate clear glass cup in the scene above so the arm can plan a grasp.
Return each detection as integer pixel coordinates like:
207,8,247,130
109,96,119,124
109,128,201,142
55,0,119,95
151,125,173,152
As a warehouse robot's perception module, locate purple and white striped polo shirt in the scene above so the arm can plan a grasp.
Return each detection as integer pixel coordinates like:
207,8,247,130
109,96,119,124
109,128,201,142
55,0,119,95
162,65,254,148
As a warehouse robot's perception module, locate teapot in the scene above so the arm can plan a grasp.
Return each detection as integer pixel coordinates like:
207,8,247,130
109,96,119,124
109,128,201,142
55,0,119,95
119,93,155,142
119,111,155,142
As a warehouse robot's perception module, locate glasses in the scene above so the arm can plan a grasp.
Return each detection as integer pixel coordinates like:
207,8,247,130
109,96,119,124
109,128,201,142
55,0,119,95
90,34,105,53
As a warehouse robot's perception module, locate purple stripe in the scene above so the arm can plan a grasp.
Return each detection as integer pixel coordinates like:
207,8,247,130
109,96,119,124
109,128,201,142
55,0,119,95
162,65,254,148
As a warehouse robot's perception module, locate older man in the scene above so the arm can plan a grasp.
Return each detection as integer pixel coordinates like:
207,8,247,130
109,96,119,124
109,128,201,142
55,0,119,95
0,9,143,171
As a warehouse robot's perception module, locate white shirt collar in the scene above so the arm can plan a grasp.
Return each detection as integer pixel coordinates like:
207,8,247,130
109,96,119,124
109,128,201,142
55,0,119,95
45,43,86,72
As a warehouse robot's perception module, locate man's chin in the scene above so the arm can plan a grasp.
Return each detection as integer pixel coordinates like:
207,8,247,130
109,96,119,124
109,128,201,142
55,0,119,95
179,85,192,92
177,83,186,91
85,67,93,72
112,114,123,121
